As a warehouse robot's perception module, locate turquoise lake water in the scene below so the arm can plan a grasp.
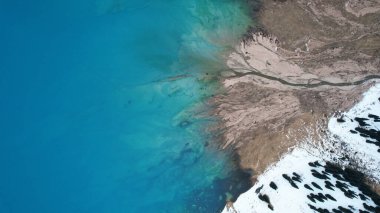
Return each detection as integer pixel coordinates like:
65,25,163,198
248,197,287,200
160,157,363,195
0,0,254,212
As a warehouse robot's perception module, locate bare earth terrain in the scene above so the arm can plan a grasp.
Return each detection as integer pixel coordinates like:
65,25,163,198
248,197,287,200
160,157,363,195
212,0,380,182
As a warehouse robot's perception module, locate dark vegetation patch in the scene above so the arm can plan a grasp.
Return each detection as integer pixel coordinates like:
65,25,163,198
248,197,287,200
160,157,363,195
347,113,380,151
312,182,323,190
304,184,313,191
258,193,274,211
282,174,299,189
255,185,263,194
269,181,278,190
311,169,331,180
324,163,380,207
325,180,335,191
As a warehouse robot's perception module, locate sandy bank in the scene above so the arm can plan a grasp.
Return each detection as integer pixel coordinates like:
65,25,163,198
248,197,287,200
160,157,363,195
212,0,380,182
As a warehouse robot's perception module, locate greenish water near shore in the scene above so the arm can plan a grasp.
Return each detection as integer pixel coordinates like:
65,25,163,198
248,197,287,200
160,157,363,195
0,0,253,212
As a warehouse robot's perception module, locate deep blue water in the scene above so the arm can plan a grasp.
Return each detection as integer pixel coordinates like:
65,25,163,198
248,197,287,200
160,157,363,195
0,0,252,212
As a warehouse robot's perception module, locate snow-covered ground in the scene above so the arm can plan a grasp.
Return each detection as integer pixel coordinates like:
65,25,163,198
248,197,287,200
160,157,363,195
328,84,380,180
223,84,380,213
223,148,379,213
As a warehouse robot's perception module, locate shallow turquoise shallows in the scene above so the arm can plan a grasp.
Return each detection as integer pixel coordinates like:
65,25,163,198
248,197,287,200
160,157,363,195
0,0,252,212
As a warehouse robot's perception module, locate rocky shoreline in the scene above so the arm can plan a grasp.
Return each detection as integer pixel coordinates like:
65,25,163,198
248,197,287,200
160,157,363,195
211,0,380,204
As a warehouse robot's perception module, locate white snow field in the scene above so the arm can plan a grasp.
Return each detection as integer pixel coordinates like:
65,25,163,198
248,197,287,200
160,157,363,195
223,84,380,213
